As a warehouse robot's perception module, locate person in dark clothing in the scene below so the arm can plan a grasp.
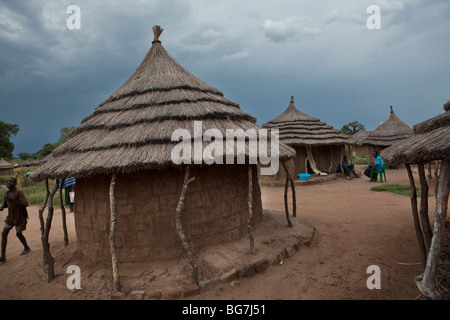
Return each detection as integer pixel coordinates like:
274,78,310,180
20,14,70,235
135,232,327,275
0,177,30,263
342,155,359,179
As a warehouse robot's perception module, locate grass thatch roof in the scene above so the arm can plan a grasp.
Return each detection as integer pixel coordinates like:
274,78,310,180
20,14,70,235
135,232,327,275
262,96,350,146
0,158,13,169
348,128,370,146
363,106,413,147
31,26,294,181
382,102,450,165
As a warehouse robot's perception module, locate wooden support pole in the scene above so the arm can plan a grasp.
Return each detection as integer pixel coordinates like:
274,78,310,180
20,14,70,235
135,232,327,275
405,164,427,271
38,179,50,242
41,180,59,282
416,159,450,300
175,166,199,283
282,161,294,227
109,173,122,292
247,165,257,255
59,178,69,247
417,163,433,247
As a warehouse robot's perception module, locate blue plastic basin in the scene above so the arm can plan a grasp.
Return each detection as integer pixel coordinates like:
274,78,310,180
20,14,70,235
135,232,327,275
298,173,310,180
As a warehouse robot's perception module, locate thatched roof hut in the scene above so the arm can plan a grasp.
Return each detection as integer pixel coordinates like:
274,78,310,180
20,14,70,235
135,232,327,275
381,101,450,300
363,105,412,154
0,158,13,176
31,26,295,267
349,128,369,146
263,96,349,177
382,106,450,165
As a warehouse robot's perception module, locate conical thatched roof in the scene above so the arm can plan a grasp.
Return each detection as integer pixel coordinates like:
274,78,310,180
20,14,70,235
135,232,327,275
363,106,413,147
262,96,349,146
0,158,13,169
382,101,450,165
31,26,294,181
348,128,369,146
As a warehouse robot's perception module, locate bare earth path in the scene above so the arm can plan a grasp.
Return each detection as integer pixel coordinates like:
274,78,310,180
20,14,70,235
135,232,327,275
0,165,439,300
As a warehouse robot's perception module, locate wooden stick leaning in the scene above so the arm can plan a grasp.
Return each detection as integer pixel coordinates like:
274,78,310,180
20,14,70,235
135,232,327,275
416,160,449,300
405,164,427,271
109,173,122,292
417,163,432,247
247,165,257,255
175,166,199,284
38,179,50,265
41,180,59,282
59,177,69,247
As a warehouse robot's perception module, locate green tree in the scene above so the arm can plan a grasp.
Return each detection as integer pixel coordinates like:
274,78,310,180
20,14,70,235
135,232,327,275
341,121,365,135
17,152,33,161
36,143,56,159
56,126,76,146
0,121,19,160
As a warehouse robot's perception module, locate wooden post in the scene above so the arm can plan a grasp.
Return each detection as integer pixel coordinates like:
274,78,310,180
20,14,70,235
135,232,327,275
282,161,294,227
109,173,122,292
175,166,199,283
247,165,257,255
417,163,432,247
416,160,450,300
41,180,59,282
38,179,50,245
405,164,427,270
59,178,69,247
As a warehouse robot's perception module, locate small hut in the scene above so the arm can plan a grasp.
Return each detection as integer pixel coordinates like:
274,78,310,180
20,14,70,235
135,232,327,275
348,128,371,158
263,96,349,178
364,105,413,162
31,26,295,271
0,158,13,176
382,101,450,300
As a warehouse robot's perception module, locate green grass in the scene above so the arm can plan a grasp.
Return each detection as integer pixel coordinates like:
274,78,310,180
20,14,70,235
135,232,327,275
0,167,66,207
352,155,369,165
370,184,420,197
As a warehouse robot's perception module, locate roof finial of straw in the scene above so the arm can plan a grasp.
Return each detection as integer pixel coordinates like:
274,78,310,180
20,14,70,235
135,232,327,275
390,105,394,114
290,96,294,103
152,25,164,43
444,100,450,112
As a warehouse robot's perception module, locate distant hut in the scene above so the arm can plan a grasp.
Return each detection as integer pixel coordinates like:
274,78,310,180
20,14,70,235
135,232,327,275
348,128,370,158
31,26,295,271
382,101,450,300
364,106,413,162
0,158,13,176
263,96,349,178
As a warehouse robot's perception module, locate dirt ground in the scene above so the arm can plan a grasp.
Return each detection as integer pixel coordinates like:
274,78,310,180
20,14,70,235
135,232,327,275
0,165,448,300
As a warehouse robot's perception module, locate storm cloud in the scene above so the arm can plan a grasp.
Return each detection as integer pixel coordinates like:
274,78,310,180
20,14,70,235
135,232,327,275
1,0,449,156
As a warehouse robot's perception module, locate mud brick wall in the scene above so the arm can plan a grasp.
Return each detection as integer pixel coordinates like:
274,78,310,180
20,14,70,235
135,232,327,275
74,164,262,262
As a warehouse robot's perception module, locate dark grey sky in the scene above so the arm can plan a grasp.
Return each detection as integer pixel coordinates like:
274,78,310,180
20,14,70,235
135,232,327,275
1,0,449,156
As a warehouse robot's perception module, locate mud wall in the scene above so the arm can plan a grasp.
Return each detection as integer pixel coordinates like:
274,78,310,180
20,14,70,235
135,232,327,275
74,164,262,262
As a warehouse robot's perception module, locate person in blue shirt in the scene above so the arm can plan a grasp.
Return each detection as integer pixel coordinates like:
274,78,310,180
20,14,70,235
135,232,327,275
364,151,383,181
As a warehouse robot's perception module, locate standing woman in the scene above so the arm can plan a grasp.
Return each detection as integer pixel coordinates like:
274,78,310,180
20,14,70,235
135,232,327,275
0,177,30,263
